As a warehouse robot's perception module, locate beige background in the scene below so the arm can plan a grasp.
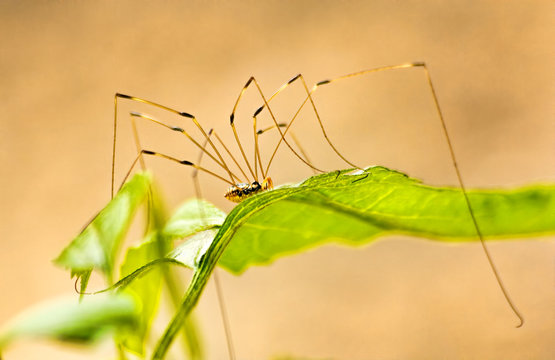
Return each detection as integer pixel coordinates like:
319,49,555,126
1,1,554,359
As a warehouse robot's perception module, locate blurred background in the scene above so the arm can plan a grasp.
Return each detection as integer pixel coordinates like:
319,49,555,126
0,1,553,359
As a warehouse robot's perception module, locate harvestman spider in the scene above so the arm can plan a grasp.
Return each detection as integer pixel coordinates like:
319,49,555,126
110,62,523,358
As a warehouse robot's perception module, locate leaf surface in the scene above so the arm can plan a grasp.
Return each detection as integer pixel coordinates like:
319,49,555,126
0,294,137,349
54,173,151,281
163,199,226,240
218,167,555,273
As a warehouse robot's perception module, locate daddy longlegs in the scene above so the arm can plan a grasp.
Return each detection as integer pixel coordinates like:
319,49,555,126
110,62,523,358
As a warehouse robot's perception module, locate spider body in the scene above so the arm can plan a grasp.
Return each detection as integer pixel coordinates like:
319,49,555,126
224,177,273,203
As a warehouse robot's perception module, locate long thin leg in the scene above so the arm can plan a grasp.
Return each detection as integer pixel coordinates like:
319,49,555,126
259,67,424,175
254,123,284,178
256,63,523,326
417,63,523,327
229,78,260,182
288,131,318,175
116,151,147,193
112,93,235,198
142,150,235,185
117,149,235,192
128,114,153,232
255,123,317,176
260,73,361,176
193,130,236,360
212,270,236,360
129,114,147,172
229,77,325,180
128,112,243,184
253,116,260,180
251,77,326,175
212,131,250,184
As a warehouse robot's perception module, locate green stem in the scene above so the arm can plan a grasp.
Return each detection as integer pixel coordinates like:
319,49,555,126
161,262,203,359
151,187,295,359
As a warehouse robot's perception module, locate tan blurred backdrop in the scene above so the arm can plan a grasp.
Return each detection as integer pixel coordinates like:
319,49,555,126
0,1,554,359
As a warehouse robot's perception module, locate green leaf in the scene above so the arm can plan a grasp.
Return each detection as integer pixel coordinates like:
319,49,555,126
163,199,226,240
54,173,151,280
218,166,555,274
105,200,224,292
151,166,555,358
78,233,214,298
168,229,219,269
0,294,138,349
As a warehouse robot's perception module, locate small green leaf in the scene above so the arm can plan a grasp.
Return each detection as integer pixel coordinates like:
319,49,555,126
168,229,219,269
0,294,138,349
163,199,226,240
54,173,151,280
